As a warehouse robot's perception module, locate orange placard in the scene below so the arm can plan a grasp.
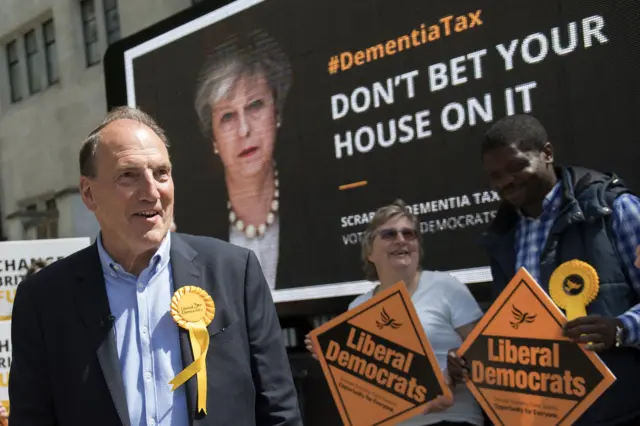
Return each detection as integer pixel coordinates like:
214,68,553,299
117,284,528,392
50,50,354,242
457,267,616,426
308,282,452,426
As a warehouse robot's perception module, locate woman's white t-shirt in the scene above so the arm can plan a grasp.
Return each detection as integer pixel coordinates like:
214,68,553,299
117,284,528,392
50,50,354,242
349,270,484,426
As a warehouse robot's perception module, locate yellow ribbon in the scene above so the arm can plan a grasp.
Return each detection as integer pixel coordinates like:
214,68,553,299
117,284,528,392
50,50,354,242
169,320,210,413
169,286,215,415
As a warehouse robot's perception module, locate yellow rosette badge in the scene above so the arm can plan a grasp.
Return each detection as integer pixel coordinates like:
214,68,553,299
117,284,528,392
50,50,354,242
549,260,599,320
169,286,215,414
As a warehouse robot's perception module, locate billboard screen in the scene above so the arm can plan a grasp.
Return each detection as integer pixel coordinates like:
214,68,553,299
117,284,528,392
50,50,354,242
107,0,640,303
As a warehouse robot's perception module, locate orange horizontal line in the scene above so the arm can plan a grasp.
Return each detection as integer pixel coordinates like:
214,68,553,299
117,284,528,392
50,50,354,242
339,180,368,191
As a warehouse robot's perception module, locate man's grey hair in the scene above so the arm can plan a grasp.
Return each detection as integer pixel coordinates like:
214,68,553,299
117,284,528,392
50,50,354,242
79,106,170,178
194,29,293,141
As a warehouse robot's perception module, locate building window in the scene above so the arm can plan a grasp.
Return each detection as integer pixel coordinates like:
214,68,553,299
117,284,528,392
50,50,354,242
19,201,58,240
24,30,41,94
42,19,59,85
103,0,120,45
81,0,100,66
6,40,22,103
40,199,59,239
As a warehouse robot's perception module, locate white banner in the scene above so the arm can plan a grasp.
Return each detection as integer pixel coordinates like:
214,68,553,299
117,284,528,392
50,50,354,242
0,238,91,316
0,320,9,410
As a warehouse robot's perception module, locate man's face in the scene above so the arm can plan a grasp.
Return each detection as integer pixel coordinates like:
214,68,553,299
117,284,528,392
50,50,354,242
482,143,553,209
80,119,174,256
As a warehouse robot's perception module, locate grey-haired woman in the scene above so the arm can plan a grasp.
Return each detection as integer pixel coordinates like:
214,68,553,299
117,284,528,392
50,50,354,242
194,29,292,290
305,200,486,426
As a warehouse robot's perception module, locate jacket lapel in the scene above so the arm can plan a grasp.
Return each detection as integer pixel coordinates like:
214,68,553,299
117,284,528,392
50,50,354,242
169,234,236,423
74,245,131,426
169,237,200,423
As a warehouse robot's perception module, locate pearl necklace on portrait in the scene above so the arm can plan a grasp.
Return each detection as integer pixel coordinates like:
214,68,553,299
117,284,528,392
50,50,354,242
227,166,279,239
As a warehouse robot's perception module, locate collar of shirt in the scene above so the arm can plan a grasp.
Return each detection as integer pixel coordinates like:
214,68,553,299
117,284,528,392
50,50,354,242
517,180,564,222
96,231,172,280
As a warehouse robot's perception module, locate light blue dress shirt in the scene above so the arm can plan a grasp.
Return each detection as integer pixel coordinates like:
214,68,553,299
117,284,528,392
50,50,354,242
97,232,189,426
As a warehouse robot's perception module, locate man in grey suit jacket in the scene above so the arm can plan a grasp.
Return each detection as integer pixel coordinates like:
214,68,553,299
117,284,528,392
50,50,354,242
8,106,302,426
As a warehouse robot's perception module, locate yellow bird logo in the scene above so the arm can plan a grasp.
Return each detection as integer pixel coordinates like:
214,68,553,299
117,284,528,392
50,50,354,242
510,305,536,329
376,308,402,330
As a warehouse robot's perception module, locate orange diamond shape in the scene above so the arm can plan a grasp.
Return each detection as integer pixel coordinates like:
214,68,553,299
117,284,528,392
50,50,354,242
309,282,452,426
458,267,616,426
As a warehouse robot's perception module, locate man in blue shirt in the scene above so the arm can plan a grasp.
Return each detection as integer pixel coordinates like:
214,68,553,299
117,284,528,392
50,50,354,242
9,106,302,426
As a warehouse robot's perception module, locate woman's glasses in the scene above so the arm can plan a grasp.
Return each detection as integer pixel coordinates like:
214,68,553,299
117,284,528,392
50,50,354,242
377,227,418,241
